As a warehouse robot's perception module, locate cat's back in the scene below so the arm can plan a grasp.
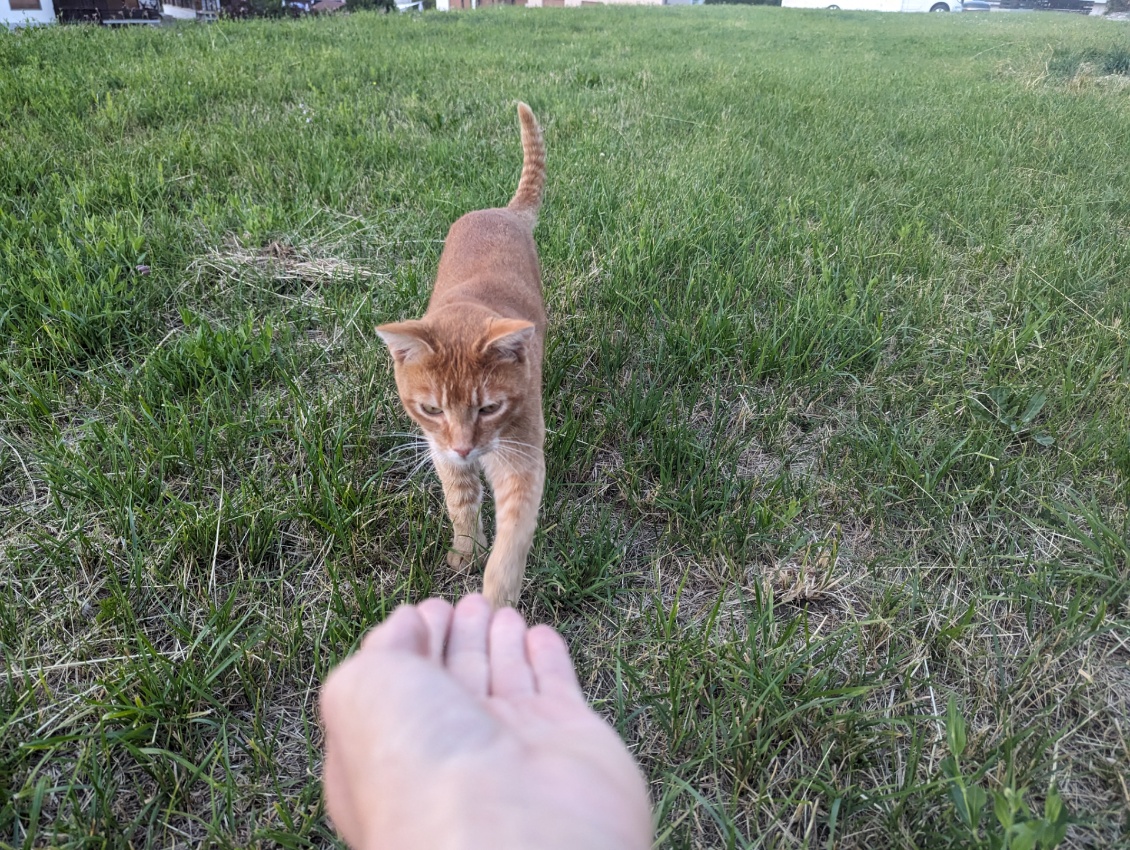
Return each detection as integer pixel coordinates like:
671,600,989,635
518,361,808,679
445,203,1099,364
432,207,542,313
441,207,537,267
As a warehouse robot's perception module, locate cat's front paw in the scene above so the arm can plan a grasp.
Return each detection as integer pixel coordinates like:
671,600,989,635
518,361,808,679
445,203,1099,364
446,532,487,571
446,548,477,570
483,583,518,609
483,564,522,609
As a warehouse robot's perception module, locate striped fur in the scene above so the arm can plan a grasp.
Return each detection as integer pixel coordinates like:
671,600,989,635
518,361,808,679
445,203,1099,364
507,102,546,225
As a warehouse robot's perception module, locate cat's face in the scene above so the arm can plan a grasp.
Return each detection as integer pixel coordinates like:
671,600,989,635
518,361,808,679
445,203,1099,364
376,317,536,465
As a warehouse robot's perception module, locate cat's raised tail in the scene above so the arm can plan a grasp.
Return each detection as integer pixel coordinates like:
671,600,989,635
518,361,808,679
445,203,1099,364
507,102,545,227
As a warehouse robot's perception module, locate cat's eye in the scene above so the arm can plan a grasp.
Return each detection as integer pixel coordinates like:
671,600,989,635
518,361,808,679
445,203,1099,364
478,402,502,416
419,404,442,416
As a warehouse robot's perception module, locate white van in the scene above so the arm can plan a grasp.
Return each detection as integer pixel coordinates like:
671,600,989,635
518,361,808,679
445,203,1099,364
782,0,962,11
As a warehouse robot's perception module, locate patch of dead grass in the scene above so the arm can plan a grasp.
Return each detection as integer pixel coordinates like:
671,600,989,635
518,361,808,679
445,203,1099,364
191,236,382,297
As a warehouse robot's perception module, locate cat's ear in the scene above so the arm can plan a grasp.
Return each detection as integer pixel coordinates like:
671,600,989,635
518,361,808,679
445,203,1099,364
376,321,434,365
481,319,536,363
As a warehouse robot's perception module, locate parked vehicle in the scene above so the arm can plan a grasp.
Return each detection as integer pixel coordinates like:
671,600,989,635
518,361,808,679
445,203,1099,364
782,0,961,10
998,0,1092,11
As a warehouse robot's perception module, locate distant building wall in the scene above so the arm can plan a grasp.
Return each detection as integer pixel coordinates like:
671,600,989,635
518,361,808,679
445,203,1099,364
1,0,56,26
443,0,682,7
526,0,664,5
163,0,196,16
441,0,527,6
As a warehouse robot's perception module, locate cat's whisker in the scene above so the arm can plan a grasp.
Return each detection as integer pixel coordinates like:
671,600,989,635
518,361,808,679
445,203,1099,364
380,439,430,461
495,438,538,452
492,446,538,479
409,459,434,479
490,449,521,477
498,454,534,474
393,455,435,488
380,432,427,441
490,441,523,462
494,448,538,470
494,438,539,462
379,436,434,486
386,447,423,457
497,452,540,479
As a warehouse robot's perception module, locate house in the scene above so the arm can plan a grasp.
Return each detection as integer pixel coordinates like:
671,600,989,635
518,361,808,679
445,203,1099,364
437,0,520,7
524,0,663,4
162,0,196,18
1,0,56,27
160,0,227,20
52,0,160,21
437,0,685,7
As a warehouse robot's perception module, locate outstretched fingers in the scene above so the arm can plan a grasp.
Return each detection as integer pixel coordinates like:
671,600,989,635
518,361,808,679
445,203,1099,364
360,604,429,656
416,597,454,662
526,624,584,702
488,607,536,698
444,593,493,697
361,597,583,705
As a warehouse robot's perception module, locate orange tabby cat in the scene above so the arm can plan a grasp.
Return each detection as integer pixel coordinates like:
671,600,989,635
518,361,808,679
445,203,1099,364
376,102,546,608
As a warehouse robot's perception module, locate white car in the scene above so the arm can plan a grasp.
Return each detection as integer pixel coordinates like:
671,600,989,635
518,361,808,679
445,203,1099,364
782,0,962,11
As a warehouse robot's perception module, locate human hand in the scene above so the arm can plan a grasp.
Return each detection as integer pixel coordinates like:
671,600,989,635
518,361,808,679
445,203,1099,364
319,594,652,850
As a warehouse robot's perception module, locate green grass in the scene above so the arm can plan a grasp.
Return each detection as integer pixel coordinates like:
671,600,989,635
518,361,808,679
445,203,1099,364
2,6,1129,848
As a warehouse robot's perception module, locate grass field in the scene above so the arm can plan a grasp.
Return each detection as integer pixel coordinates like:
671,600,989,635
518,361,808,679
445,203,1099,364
2,6,1129,848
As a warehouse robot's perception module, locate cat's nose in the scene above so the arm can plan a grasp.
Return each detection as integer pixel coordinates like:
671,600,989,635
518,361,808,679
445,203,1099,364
453,446,473,458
